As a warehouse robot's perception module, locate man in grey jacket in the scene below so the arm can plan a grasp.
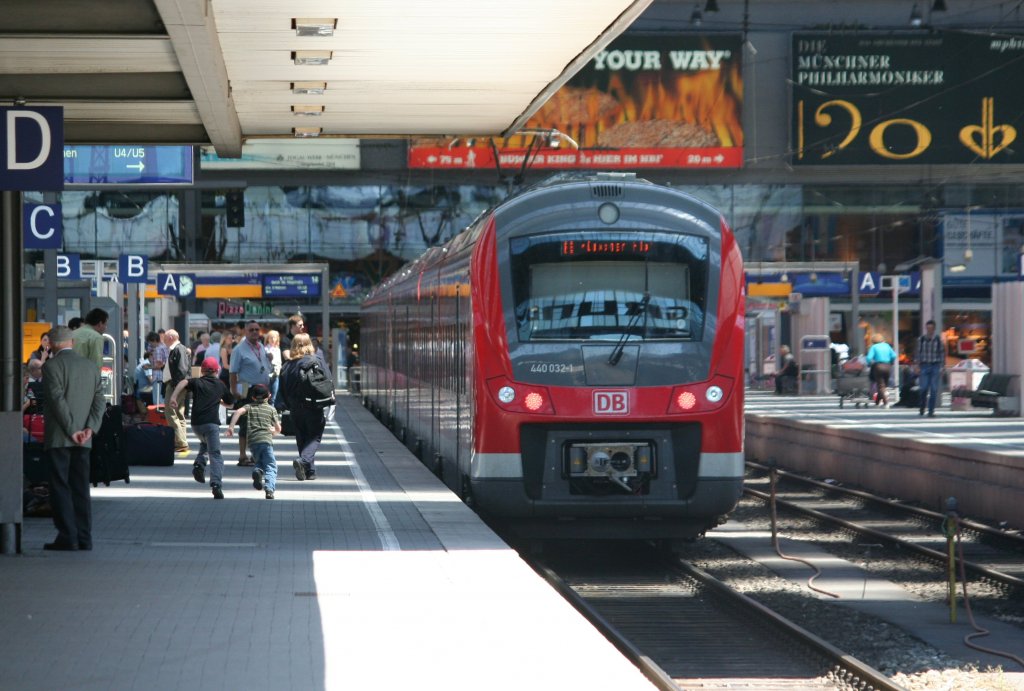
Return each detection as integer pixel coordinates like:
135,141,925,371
42,326,107,551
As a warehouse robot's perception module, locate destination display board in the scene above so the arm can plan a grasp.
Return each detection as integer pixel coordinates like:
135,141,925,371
262,273,321,298
792,32,1024,165
64,145,193,185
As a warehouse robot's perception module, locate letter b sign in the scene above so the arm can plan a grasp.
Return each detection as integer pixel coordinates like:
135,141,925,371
119,254,148,284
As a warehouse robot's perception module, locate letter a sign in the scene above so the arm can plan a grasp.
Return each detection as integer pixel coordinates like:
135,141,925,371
0,107,64,191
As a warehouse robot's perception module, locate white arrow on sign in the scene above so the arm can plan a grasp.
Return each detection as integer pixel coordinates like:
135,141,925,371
126,162,145,172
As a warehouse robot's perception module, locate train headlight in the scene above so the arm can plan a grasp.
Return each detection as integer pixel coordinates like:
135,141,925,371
497,386,516,403
676,391,697,410
706,386,723,403
598,202,620,224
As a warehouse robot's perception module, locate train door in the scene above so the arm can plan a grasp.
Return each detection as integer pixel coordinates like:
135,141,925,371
454,284,463,480
430,290,439,472
403,304,411,443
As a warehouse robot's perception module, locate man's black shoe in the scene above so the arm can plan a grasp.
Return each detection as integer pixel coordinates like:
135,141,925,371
305,469,317,481
919,409,925,416
211,483,224,499
928,412,936,417
192,463,206,484
43,541,78,551
293,460,306,481
265,490,275,500
252,468,265,490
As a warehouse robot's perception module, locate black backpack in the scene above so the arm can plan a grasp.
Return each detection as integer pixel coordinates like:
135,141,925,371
295,358,335,408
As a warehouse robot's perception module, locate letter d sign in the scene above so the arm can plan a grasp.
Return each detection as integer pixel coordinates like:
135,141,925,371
0,107,64,191
119,254,148,284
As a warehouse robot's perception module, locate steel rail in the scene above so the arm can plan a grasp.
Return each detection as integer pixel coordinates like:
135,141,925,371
744,486,1024,592
746,461,1024,549
529,560,683,691
672,559,908,691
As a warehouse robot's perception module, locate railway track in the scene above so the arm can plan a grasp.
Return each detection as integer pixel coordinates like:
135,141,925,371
530,542,904,691
744,460,1024,594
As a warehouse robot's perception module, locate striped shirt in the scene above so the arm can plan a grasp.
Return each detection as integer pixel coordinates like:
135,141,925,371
916,334,944,365
243,401,279,445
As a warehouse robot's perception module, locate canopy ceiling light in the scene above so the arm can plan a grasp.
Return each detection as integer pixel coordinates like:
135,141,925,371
292,82,327,95
690,4,702,25
909,2,923,26
931,0,947,11
292,105,325,116
704,0,720,12
293,126,322,138
293,18,337,37
292,50,332,66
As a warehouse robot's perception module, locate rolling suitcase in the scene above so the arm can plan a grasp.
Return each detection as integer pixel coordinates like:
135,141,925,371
125,423,175,466
146,405,168,426
23,441,49,485
90,405,130,486
23,413,45,443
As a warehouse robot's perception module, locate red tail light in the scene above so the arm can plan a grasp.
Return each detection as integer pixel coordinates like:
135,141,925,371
676,391,697,410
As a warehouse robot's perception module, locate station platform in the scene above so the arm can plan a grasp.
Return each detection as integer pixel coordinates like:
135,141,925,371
744,389,1024,531
2,396,656,691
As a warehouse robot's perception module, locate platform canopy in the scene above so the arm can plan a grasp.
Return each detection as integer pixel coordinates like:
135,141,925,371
0,0,652,157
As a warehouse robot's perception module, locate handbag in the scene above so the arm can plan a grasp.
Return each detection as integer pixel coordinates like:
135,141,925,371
280,410,296,437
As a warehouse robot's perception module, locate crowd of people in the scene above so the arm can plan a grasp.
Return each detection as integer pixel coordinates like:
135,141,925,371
22,312,345,548
771,320,949,416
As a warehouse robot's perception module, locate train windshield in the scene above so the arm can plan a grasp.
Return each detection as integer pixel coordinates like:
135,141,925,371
510,231,708,342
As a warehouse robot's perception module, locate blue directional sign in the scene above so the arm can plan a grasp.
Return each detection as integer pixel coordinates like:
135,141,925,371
64,145,193,186
801,335,830,351
23,203,62,249
57,253,81,280
157,273,196,297
119,254,148,283
0,107,64,191
262,273,321,298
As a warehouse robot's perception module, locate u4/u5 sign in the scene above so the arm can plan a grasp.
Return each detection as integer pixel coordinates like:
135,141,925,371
0,107,64,191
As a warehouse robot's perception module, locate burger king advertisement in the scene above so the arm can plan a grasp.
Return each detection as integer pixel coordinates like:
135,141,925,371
408,34,744,170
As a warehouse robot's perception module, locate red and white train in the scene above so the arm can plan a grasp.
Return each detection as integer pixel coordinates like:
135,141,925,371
362,173,745,541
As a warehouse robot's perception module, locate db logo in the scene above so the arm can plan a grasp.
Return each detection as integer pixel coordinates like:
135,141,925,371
593,390,629,415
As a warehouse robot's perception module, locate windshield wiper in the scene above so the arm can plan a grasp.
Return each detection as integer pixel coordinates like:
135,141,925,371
608,292,650,366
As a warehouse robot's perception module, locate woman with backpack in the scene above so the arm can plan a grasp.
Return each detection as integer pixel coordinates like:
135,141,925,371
277,333,333,481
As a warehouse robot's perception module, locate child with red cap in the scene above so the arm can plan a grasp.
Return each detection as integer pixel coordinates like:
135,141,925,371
226,383,281,499
168,356,234,499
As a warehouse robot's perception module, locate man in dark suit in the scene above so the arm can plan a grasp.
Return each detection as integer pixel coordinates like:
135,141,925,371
42,326,106,551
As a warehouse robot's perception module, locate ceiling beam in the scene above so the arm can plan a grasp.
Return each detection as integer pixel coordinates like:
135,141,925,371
0,36,179,73
154,0,242,157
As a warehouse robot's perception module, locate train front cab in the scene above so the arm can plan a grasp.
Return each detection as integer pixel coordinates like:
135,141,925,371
469,180,745,540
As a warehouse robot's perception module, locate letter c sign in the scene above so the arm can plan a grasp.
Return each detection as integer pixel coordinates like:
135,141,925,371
23,203,62,249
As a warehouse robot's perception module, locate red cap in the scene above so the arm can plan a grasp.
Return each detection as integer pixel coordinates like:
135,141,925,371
201,356,220,372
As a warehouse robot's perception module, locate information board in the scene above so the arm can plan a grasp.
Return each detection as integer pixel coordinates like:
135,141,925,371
262,273,321,298
64,145,193,185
